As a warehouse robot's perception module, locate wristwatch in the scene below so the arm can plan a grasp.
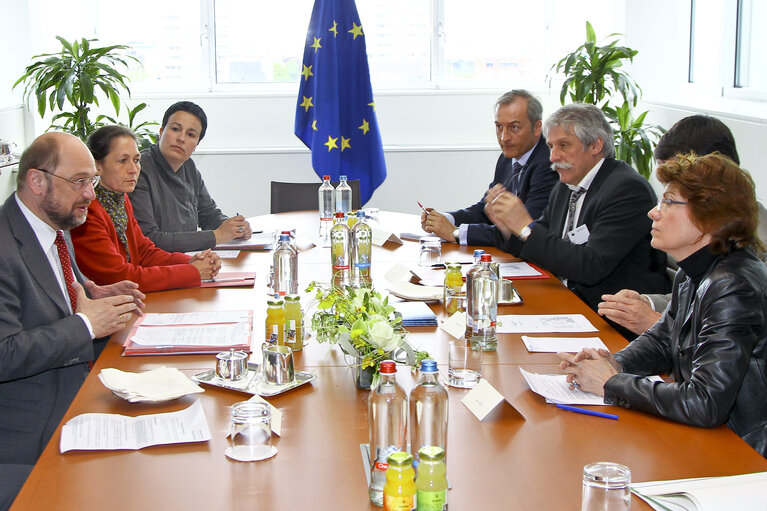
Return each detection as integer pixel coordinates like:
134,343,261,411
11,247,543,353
518,221,535,241
452,228,460,243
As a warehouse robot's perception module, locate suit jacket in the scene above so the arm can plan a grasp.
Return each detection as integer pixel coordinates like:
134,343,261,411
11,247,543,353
449,137,557,246
71,195,200,293
0,194,94,465
496,158,670,313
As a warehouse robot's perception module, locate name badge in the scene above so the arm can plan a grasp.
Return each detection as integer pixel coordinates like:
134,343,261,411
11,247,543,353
567,224,590,245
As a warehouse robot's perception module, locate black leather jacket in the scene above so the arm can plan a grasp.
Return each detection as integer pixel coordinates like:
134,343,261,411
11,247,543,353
604,247,767,457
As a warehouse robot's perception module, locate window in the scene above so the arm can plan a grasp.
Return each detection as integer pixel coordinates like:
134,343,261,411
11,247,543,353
735,0,767,90
29,0,620,92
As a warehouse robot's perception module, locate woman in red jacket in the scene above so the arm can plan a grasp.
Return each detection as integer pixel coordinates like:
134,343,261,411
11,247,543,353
72,126,220,292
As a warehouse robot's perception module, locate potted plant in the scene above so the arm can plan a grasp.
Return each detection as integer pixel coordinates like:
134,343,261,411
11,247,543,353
306,282,429,389
549,22,663,178
14,36,157,147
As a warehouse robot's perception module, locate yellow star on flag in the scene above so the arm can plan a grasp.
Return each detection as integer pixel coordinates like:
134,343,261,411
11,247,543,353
312,119,318,131
340,136,351,152
324,135,339,151
348,22,363,40
358,119,370,135
301,64,313,81
368,101,376,111
329,21,338,37
299,96,314,112
310,37,322,53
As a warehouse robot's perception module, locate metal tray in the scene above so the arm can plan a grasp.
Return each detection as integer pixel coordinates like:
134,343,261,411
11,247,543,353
192,368,316,397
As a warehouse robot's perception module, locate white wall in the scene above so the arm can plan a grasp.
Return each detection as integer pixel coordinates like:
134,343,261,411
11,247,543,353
4,0,767,212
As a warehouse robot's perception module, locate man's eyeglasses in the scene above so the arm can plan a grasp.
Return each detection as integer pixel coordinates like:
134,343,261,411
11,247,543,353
656,197,688,211
36,168,100,190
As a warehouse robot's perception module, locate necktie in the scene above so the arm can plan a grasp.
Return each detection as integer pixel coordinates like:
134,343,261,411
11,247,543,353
510,161,524,196
564,187,586,238
54,230,78,312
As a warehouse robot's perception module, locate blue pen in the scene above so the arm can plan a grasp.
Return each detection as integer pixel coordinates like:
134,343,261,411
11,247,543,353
556,404,619,420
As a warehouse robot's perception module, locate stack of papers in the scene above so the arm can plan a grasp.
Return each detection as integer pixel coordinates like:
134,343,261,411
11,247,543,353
519,367,608,405
60,401,211,452
496,314,598,333
394,301,438,326
215,231,276,250
521,336,608,353
98,367,204,403
499,262,545,279
632,471,767,511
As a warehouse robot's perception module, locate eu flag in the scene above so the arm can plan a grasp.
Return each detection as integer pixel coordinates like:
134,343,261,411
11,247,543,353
294,0,386,206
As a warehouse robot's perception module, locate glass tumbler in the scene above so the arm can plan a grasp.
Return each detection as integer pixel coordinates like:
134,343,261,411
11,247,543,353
581,462,631,511
447,336,482,388
419,236,442,266
229,401,272,461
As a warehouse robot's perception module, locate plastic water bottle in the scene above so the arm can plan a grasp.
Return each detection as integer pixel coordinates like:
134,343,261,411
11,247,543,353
369,360,407,507
318,175,335,247
273,234,298,296
409,359,448,467
336,175,352,214
330,212,351,289
351,210,372,288
465,254,498,351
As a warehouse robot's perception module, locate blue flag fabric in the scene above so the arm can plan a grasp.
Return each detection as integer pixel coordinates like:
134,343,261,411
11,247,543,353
294,0,386,205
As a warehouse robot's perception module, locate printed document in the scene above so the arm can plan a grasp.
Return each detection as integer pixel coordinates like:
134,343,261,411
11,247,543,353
60,400,211,452
140,311,249,326
519,367,608,405
131,322,250,347
632,471,767,511
521,336,608,353
497,314,598,333
499,262,542,278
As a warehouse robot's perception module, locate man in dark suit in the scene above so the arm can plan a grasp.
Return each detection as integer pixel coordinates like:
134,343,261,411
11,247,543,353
485,104,670,330
421,90,558,246
0,132,143,510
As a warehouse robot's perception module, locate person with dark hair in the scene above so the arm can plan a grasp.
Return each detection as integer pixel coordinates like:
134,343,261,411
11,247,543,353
71,126,221,292
129,101,252,252
485,104,670,334
421,89,557,246
560,153,767,458
598,114,767,334
0,132,142,508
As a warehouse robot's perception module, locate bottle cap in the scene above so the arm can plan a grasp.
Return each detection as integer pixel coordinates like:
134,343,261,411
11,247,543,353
323,174,330,180
340,175,347,180
418,446,445,462
387,451,413,467
480,254,492,262
335,212,345,218
284,294,300,302
379,360,396,373
279,234,290,241
473,249,485,257
356,210,365,217
420,359,438,373
281,230,291,235
266,298,284,306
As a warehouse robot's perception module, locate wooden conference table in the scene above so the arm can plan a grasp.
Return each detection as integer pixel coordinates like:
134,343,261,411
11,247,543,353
11,211,767,510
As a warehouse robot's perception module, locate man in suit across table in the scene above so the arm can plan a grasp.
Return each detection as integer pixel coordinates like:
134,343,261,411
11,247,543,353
485,103,670,336
0,132,143,510
421,89,558,246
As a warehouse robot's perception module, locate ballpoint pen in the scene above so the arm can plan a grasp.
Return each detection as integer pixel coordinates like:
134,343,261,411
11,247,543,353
417,201,428,214
555,404,619,420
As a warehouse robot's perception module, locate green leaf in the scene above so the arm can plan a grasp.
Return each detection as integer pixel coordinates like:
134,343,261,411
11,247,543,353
586,22,596,44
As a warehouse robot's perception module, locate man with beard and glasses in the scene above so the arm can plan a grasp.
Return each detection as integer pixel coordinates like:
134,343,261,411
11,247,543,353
0,132,144,510
484,104,670,338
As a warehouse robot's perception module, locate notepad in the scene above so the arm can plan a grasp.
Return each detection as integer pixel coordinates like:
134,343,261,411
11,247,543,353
394,301,438,326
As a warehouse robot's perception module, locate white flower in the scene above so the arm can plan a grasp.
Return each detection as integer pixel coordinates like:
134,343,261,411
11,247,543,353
367,316,400,352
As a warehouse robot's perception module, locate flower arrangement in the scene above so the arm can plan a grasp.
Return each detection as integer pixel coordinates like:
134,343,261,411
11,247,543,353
306,282,429,388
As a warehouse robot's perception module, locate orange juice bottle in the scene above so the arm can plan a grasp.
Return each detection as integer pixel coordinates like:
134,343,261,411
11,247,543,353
383,451,415,511
265,298,285,345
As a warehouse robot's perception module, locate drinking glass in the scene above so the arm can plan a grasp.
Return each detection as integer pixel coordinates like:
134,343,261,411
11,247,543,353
228,401,272,461
447,337,482,388
581,462,631,511
419,236,442,266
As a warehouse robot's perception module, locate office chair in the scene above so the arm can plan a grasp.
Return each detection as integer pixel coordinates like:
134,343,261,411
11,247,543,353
270,179,362,214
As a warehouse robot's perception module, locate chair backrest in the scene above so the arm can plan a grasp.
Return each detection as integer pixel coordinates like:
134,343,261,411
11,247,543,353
270,179,362,214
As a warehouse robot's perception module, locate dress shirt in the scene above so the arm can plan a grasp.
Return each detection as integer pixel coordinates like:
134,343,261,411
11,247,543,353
561,158,604,238
14,195,94,338
446,143,539,245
